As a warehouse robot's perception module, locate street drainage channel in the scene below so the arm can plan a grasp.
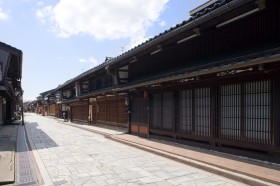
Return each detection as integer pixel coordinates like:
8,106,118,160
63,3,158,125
14,125,41,186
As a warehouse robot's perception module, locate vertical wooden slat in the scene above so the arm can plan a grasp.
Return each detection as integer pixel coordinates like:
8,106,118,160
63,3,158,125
273,77,280,149
211,86,217,142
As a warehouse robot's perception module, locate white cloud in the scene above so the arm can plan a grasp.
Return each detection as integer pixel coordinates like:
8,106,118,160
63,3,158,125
79,57,99,67
159,20,166,27
37,1,44,6
36,0,169,45
127,34,149,50
0,7,9,21
36,6,52,24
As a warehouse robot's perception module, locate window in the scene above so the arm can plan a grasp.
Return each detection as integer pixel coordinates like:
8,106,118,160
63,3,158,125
220,84,241,140
218,80,272,144
194,88,211,137
152,94,161,128
162,93,174,130
151,93,174,130
244,80,271,144
178,88,211,137
179,90,192,132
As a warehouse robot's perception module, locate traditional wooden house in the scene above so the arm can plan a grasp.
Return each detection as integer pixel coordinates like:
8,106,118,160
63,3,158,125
58,57,129,126
37,89,54,116
47,0,280,159
45,89,60,117
0,42,23,124
119,0,279,157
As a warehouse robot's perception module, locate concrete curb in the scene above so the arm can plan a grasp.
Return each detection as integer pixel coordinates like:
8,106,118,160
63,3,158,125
110,136,276,186
61,122,277,186
51,118,278,186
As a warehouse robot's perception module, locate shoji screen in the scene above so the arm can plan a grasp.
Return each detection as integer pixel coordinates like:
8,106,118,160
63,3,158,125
245,80,271,144
195,88,211,137
220,84,241,140
179,90,192,133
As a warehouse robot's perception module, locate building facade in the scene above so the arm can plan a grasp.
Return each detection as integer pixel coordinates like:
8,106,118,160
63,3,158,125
0,42,23,125
39,0,280,158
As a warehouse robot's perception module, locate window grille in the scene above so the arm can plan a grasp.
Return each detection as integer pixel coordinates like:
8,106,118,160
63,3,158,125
179,90,192,133
139,98,148,124
131,98,139,122
152,94,162,128
195,88,211,137
220,84,241,140
117,97,128,124
162,93,174,130
106,98,117,123
244,80,271,144
132,97,148,124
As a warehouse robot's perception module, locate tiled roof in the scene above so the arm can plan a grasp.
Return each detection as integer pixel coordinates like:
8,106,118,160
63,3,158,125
58,0,250,89
0,41,22,53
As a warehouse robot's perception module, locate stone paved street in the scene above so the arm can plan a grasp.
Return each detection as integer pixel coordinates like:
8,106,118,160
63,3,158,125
24,113,246,186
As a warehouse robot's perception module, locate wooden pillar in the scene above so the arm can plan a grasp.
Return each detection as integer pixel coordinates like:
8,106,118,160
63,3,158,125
115,95,118,126
210,86,218,146
173,92,179,138
273,77,280,152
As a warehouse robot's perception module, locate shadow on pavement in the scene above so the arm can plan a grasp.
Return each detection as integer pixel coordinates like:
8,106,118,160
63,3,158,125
24,121,58,150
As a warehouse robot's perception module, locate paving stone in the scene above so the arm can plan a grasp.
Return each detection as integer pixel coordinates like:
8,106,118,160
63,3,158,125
24,114,248,186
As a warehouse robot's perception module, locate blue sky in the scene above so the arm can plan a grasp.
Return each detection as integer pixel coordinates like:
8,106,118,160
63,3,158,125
0,0,207,100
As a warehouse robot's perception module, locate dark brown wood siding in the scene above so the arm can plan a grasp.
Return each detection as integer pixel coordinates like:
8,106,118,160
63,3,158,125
149,74,278,153
130,95,149,137
71,104,88,122
49,104,56,116
96,96,128,127
129,9,279,82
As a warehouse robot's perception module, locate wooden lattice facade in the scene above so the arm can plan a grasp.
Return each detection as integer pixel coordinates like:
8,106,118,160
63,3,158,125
52,0,280,159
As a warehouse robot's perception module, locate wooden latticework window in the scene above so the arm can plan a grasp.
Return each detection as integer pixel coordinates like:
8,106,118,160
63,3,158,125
179,90,192,133
162,93,174,130
97,98,106,122
244,80,271,144
151,93,174,130
218,80,272,145
106,97,117,123
194,88,211,137
49,104,56,116
131,97,148,124
117,97,128,124
220,84,241,140
72,104,88,121
152,94,161,128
